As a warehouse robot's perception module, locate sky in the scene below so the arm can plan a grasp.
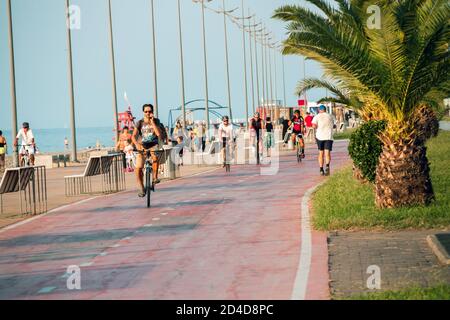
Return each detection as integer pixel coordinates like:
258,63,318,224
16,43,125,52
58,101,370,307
0,0,325,131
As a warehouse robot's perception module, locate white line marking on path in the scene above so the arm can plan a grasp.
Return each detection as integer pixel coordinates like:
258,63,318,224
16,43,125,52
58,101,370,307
152,217,160,221
80,262,94,267
38,287,56,294
160,212,168,216
291,182,324,300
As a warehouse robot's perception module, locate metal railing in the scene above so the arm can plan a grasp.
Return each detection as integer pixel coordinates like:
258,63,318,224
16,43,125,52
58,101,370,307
64,153,125,196
0,166,48,215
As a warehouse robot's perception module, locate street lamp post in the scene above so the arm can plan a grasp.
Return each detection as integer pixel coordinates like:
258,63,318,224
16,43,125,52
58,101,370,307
222,0,232,121
282,54,287,107
150,0,159,117
260,27,266,109
268,44,273,109
253,20,260,113
247,11,255,120
6,0,18,167
273,46,278,109
107,0,119,145
264,35,271,110
193,0,211,136
65,0,77,162
240,0,249,126
177,0,186,126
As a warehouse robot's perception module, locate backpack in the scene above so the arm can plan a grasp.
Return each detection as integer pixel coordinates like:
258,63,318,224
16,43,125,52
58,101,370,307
157,121,168,144
136,118,168,145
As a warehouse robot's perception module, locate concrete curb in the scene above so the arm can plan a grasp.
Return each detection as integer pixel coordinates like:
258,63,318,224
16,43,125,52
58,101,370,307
427,234,450,265
291,181,325,300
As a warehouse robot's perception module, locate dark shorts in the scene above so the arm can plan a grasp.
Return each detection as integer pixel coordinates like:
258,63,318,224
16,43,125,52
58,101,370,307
316,139,333,151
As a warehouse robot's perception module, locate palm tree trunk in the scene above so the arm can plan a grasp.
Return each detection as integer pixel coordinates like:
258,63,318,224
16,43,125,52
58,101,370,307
375,138,434,208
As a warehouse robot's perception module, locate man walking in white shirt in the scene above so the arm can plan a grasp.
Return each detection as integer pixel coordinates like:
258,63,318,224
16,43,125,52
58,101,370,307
312,105,334,176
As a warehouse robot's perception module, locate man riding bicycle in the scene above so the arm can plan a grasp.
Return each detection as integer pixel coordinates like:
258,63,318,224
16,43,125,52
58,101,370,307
14,122,36,166
289,110,306,158
218,116,235,167
132,104,163,198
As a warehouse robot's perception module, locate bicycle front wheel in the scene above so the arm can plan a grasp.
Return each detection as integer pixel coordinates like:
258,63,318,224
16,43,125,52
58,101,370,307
297,146,302,163
146,167,152,208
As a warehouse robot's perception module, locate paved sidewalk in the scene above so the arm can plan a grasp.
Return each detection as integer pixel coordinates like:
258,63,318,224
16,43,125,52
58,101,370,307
0,142,350,300
440,121,450,131
329,230,450,298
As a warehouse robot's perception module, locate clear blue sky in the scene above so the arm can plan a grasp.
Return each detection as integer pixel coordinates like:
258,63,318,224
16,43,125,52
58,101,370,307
0,0,324,130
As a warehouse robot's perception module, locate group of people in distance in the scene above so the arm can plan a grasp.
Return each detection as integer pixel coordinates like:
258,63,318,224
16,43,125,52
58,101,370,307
116,102,335,199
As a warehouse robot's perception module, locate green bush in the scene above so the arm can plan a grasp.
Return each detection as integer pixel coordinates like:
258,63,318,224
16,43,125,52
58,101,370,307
348,120,387,183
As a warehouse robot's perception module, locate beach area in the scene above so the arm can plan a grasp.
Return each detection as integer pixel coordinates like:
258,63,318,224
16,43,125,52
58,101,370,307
1,127,116,154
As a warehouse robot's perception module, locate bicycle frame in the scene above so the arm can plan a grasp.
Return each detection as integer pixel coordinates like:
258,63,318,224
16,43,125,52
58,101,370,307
137,148,163,208
222,140,234,172
295,134,305,163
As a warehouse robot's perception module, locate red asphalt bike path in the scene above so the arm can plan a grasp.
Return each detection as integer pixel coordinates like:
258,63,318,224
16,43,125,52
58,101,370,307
0,141,349,300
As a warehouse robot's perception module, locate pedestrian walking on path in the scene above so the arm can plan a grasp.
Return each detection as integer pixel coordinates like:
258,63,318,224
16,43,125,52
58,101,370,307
249,112,264,162
116,126,132,169
0,130,7,172
64,137,69,150
304,112,315,143
312,105,334,176
264,117,274,158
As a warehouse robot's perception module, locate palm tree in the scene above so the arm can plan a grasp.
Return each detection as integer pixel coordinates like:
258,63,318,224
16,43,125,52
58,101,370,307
296,77,363,108
274,0,449,208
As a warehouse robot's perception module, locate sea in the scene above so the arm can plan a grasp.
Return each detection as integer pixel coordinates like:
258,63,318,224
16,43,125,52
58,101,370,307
1,127,116,153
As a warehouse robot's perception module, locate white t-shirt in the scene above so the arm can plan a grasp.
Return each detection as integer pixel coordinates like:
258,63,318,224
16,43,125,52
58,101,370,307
312,112,334,141
16,128,34,145
218,123,235,140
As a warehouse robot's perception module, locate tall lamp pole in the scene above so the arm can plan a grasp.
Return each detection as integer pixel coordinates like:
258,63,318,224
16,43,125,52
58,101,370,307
247,12,256,120
264,35,271,110
268,43,273,109
253,20,260,112
240,0,249,126
177,0,186,125
282,53,287,107
7,0,18,167
273,45,279,108
65,0,77,162
222,0,233,121
260,27,266,109
107,0,119,145
193,0,211,135
150,0,159,117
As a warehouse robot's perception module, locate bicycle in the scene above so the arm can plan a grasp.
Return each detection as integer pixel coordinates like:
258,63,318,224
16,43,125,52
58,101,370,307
222,138,234,173
136,148,164,208
19,144,34,167
295,134,305,163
